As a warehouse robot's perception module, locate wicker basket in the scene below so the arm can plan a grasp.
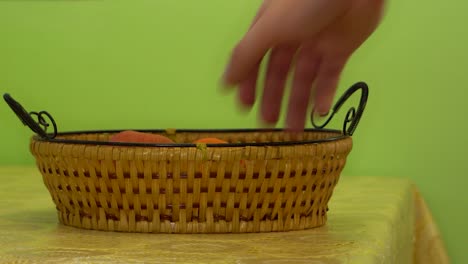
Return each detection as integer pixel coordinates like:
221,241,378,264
4,82,369,234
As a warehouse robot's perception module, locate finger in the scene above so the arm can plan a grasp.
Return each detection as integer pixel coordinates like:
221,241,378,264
238,62,260,107
313,56,349,115
260,45,297,124
235,0,271,107
222,14,277,86
286,47,320,132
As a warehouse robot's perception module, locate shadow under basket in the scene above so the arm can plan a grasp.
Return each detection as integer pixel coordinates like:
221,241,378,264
4,82,369,234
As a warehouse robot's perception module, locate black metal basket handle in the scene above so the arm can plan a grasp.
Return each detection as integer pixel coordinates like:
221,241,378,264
3,93,57,139
311,81,369,136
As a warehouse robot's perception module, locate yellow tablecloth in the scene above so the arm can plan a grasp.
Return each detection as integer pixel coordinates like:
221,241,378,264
0,167,448,263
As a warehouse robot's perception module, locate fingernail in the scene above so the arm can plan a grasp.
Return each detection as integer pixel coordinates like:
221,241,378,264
257,113,277,128
235,101,253,114
219,79,232,89
259,118,276,128
312,109,329,124
319,110,329,117
222,60,233,83
315,102,332,117
259,110,279,127
218,79,235,95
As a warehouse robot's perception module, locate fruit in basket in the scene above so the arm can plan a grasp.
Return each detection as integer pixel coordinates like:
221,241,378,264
110,130,174,144
193,137,228,144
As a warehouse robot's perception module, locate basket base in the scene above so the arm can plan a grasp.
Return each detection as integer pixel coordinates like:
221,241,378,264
56,210,328,233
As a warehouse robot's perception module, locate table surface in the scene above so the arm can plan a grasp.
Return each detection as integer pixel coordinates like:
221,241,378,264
0,167,445,264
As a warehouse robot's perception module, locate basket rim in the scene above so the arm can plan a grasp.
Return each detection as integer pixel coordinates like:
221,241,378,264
31,128,351,148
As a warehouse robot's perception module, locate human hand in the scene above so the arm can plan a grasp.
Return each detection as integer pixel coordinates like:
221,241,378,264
222,0,385,131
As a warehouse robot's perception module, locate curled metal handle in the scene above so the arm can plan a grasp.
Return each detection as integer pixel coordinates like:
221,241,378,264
311,82,369,136
3,93,57,139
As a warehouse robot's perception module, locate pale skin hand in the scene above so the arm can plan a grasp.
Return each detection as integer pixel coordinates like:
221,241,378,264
222,0,385,131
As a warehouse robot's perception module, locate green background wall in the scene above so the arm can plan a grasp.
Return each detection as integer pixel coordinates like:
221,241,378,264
1,0,466,262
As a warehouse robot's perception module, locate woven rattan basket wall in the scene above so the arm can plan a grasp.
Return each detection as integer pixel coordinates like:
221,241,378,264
4,82,369,234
